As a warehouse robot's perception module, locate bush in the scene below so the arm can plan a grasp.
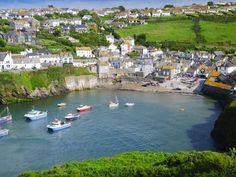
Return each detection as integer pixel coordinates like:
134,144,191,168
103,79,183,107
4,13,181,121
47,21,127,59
19,151,236,177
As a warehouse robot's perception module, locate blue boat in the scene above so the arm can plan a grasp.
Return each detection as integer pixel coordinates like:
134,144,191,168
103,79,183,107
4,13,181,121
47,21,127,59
0,107,12,125
47,119,71,132
24,110,47,121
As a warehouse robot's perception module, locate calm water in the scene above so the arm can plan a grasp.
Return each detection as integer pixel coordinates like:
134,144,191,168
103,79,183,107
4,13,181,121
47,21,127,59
0,90,221,177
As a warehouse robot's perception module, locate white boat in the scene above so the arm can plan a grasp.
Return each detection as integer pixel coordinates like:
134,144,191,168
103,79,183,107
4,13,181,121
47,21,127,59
0,129,9,137
65,113,80,121
109,96,119,108
47,119,71,132
24,110,47,121
125,103,135,107
77,105,92,112
57,103,66,107
0,107,12,125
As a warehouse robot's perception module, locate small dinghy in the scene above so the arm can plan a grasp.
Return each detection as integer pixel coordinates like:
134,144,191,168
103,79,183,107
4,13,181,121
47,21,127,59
0,129,9,137
65,113,80,121
0,107,12,125
57,103,66,107
109,96,119,108
77,105,92,112
125,103,135,107
47,118,71,132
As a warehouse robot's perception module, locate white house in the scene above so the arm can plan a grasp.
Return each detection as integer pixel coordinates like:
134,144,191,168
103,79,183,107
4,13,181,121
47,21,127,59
12,55,41,70
43,19,60,28
38,54,61,64
59,53,74,64
0,52,13,71
76,47,95,58
82,15,92,21
106,34,115,44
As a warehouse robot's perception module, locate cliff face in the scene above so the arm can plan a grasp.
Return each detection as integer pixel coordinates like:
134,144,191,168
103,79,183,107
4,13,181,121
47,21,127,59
65,75,99,91
0,66,99,104
211,100,236,150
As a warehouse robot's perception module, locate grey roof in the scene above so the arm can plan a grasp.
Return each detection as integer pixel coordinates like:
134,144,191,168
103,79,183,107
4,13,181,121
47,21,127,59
0,52,7,62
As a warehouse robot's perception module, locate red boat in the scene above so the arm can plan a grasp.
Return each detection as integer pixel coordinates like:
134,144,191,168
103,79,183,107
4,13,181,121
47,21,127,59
77,105,92,112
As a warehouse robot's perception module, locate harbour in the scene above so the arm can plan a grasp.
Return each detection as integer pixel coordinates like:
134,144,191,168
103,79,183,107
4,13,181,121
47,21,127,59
0,90,221,177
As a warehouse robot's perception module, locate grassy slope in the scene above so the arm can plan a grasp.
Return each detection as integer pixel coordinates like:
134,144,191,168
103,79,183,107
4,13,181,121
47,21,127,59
0,66,94,104
116,20,195,42
19,151,236,177
200,21,236,47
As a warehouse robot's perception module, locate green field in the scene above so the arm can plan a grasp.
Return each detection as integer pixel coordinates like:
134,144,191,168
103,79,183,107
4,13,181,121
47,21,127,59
116,20,195,43
115,19,236,49
200,21,236,46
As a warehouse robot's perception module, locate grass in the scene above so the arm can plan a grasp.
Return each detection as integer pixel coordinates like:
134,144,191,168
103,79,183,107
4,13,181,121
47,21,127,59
19,151,236,177
0,66,95,104
116,20,195,43
200,21,236,47
115,19,236,49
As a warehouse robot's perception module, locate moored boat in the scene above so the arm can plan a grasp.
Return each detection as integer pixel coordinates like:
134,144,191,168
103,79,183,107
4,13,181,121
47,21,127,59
125,103,135,107
65,113,80,121
24,110,47,121
77,105,92,112
57,103,66,107
0,129,9,137
47,119,71,132
109,96,119,108
0,107,12,125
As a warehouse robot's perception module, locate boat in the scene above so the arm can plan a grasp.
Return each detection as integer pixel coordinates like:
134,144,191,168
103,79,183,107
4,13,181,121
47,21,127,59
77,105,92,112
24,110,47,121
65,113,80,121
109,96,119,108
125,103,135,107
0,107,12,125
47,119,71,132
0,129,9,137
57,103,66,107
178,108,185,112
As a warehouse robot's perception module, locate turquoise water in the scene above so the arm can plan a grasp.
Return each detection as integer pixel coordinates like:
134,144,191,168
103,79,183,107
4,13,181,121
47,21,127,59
0,90,221,177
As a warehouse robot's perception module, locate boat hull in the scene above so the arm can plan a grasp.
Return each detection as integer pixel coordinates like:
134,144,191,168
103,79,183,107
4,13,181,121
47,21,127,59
65,115,80,121
0,115,12,125
25,113,47,121
0,129,9,137
47,123,71,132
77,108,92,112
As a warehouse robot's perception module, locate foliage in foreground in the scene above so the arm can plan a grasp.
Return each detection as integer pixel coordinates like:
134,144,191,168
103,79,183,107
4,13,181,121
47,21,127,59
211,100,236,150
19,151,236,177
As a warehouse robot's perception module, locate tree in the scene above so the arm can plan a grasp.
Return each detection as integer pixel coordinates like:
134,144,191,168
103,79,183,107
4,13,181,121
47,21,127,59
207,1,214,6
134,34,146,45
164,4,174,9
0,38,6,47
118,5,126,12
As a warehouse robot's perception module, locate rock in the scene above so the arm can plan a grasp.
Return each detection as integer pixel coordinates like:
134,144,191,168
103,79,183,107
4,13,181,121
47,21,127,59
65,75,99,91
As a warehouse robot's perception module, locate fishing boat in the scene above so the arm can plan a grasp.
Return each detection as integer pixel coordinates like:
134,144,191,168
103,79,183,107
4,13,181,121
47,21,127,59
57,103,66,107
125,103,135,107
47,119,71,132
77,105,92,112
109,96,119,108
65,113,80,121
0,107,12,125
0,129,9,137
24,110,47,121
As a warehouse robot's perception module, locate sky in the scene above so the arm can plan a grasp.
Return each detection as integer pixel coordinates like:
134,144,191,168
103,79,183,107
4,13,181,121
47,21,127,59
0,0,235,9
